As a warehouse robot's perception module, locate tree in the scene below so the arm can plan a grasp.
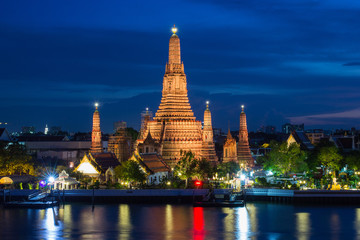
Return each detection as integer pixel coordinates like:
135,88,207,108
345,151,360,171
0,142,35,176
195,158,214,180
174,151,198,188
216,161,240,179
317,146,342,173
262,141,308,176
114,160,146,187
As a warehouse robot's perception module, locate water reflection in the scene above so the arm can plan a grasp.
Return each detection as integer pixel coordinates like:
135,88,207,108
193,207,205,240
296,212,311,240
330,212,340,240
39,208,63,240
1,203,360,239
235,207,251,240
165,204,173,240
118,204,131,240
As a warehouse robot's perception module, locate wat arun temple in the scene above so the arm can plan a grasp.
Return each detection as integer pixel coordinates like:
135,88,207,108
89,26,254,169
136,26,217,167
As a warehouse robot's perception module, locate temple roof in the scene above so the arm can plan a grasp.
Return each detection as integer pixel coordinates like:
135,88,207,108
139,153,171,174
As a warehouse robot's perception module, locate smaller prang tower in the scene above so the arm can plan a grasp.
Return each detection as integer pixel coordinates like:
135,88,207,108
237,105,254,168
201,101,217,163
91,103,103,154
223,128,237,163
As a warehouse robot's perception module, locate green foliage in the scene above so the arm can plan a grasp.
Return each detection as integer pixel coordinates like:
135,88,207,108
216,161,240,178
174,151,198,188
195,158,214,180
317,146,342,171
0,142,35,176
255,177,268,186
114,160,146,185
345,151,360,171
262,141,308,176
126,127,139,141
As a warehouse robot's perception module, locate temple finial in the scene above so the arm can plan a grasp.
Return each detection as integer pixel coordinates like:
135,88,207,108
241,104,244,112
206,101,209,110
172,25,178,34
95,102,99,110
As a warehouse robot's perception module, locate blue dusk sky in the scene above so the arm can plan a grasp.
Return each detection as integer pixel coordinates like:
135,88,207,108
1,0,360,133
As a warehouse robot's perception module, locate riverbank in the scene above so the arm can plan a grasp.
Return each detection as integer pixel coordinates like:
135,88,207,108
245,188,360,204
0,189,228,204
2,188,360,204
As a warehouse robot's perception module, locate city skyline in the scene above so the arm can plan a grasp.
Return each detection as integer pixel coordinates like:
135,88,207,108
1,0,360,133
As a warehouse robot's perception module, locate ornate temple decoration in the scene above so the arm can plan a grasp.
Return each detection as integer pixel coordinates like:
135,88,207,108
136,26,217,167
237,105,255,168
90,103,103,154
223,129,237,163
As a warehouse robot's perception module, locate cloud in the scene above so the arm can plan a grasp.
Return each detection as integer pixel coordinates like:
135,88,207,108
343,62,360,66
288,108,360,125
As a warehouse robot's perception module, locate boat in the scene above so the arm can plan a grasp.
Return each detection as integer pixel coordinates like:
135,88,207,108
193,190,245,207
2,190,59,209
193,200,245,207
4,201,59,209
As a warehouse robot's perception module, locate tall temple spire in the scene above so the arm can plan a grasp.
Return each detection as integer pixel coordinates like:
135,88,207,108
237,105,254,168
203,101,213,141
155,25,195,120
202,101,217,162
91,102,103,154
223,126,237,163
168,25,181,65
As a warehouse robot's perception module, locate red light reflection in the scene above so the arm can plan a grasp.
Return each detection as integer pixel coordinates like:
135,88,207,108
193,207,205,240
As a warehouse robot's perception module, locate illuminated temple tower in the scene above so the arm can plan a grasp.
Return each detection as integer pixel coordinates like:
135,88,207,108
137,26,216,167
91,103,103,154
223,129,237,163
201,101,217,163
237,105,254,168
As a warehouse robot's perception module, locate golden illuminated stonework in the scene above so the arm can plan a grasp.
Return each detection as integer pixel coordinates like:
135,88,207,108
237,106,255,168
137,27,217,167
223,129,237,162
90,103,103,154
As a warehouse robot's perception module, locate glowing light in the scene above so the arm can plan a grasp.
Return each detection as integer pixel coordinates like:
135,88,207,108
171,25,178,34
240,174,246,181
39,180,46,187
77,162,99,175
195,180,202,186
206,101,209,105
241,105,244,109
146,107,149,111
48,176,55,183
95,102,99,107
167,181,171,185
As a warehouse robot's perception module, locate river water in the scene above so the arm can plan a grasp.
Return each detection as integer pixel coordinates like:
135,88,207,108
0,202,359,239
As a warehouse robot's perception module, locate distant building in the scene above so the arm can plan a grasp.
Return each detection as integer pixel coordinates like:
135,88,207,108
44,124,49,135
49,126,62,135
22,126,36,134
282,123,304,134
75,152,119,183
0,128,11,142
113,121,127,133
330,135,356,152
130,151,171,185
108,127,132,162
305,129,324,145
287,131,314,150
259,125,276,134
